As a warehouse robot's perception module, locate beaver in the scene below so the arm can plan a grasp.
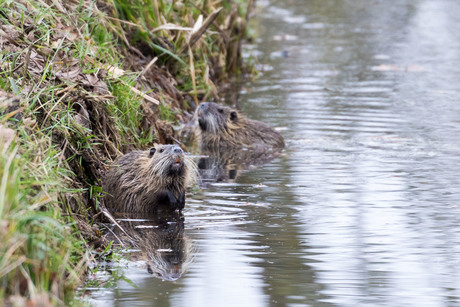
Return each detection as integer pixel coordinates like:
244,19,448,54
103,144,197,213
196,102,285,150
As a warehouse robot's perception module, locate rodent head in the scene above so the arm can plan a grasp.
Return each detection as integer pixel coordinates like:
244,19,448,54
149,144,186,177
197,102,239,134
146,249,184,281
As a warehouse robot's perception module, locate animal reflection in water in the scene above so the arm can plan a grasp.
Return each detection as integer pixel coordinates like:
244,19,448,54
110,209,192,281
197,147,282,187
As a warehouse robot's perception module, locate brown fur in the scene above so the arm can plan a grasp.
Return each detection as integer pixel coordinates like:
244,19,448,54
103,144,196,213
111,212,192,281
197,102,285,150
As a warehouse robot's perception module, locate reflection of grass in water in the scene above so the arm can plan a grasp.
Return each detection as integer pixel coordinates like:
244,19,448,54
84,264,137,289
79,244,137,294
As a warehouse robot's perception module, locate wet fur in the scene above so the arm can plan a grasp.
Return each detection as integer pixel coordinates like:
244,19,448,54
103,144,197,213
197,102,285,150
111,212,193,281
197,147,282,187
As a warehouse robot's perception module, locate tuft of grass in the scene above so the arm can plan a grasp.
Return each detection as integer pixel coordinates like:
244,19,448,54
107,79,155,147
0,130,87,305
109,0,253,99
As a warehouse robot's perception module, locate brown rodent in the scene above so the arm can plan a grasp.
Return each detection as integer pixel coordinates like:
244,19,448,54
196,102,285,150
103,144,196,213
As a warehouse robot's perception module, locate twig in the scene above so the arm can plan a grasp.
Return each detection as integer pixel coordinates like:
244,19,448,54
140,57,158,77
240,0,255,42
57,138,68,170
188,47,199,106
100,207,130,238
189,7,222,47
151,24,192,33
23,45,32,78
2,107,24,122
119,79,160,105
102,224,126,248
178,7,223,54
189,2,230,44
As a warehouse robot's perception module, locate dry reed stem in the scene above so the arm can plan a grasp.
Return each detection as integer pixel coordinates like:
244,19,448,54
1,108,24,123
23,46,32,78
188,47,199,106
151,24,193,33
0,237,27,278
104,15,143,28
119,79,160,105
0,255,27,278
141,57,158,77
100,208,130,240
178,7,223,54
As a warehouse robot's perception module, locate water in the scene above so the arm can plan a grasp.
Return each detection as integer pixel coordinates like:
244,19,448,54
85,0,460,306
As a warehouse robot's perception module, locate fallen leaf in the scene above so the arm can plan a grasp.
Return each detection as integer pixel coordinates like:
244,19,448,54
0,25,21,40
192,15,204,34
0,124,15,148
58,26,79,42
85,74,98,86
0,89,20,108
151,24,192,33
23,117,37,129
55,66,81,80
106,65,125,78
93,80,109,95
51,38,63,48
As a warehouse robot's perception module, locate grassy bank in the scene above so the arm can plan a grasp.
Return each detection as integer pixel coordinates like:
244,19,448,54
0,0,252,304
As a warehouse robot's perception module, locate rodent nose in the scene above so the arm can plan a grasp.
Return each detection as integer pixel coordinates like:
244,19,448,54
173,147,183,154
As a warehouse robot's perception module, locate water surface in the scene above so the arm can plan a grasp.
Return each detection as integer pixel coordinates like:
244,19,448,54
86,0,460,306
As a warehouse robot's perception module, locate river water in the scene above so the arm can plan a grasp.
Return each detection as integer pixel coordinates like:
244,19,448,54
85,0,460,306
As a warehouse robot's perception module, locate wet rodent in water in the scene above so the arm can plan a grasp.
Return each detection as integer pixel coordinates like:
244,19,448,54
103,144,197,213
196,102,285,150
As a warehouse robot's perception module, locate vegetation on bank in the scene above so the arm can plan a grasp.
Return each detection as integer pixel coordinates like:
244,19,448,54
0,0,252,304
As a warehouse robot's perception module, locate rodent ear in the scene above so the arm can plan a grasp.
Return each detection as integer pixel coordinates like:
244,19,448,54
149,148,156,157
230,111,238,122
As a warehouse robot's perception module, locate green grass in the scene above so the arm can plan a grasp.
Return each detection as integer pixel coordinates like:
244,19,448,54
107,79,155,147
0,130,86,305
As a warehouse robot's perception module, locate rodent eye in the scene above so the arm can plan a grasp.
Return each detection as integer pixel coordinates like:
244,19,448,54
218,108,223,113
159,149,164,153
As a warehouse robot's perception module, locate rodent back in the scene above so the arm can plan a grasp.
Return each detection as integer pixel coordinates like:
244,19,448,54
197,102,284,149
